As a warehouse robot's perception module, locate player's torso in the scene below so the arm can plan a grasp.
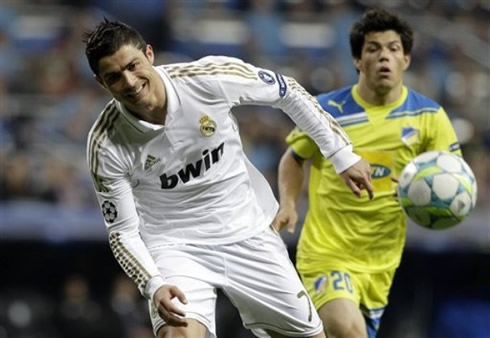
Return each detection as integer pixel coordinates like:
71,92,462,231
317,86,435,198
107,76,267,242
129,101,242,195
91,59,281,245
298,86,438,271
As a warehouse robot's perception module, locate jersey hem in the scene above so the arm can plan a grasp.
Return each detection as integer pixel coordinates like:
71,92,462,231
146,221,272,251
296,253,402,274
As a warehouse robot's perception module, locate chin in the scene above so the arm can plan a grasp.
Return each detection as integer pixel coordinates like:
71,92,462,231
377,80,394,90
374,84,393,96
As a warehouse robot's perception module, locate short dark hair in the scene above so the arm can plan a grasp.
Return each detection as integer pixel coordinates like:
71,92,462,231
82,18,147,76
349,8,413,59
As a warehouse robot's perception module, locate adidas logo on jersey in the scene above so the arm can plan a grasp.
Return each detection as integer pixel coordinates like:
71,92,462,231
144,154,161,170
159,142,225,189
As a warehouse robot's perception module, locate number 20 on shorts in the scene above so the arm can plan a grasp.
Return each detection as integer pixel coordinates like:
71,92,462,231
330,270,353,293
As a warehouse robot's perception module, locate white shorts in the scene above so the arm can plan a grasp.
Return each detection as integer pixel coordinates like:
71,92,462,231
148,226,323,338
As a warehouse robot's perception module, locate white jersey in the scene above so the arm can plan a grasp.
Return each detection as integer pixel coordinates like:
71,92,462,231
87,55,359,300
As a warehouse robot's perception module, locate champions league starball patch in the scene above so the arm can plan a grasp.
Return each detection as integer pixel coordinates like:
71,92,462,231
101,200,118,223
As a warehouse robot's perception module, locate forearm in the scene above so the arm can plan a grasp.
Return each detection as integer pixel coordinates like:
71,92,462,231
94,178,165,301
278,149,305,209
275,77,360,173
108,225,165,301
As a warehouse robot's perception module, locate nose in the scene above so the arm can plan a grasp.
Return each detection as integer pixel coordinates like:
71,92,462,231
122,71,137,87
379,47,390,61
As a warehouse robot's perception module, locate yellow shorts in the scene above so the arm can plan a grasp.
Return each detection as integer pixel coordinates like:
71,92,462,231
300,263,396,336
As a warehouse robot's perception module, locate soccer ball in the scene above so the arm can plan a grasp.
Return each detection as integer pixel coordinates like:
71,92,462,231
397,151,477,229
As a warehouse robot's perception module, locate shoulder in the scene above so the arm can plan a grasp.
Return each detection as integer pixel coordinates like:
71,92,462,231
87,100,127,162
386,88,443,120
87,100,120,144
316,86,352,102
162,55,255,79
316,86,361,118
404,88,441,110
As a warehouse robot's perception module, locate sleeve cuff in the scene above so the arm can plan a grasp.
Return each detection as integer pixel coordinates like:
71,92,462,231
144,275,166,302
328,145,361,174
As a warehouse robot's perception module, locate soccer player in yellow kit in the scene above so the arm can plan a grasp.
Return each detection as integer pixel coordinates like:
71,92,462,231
273,9,461,338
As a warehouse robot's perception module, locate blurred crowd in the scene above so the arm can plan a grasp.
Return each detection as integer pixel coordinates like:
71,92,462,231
1,0,489,234
1,272,155,338
0,1,489,337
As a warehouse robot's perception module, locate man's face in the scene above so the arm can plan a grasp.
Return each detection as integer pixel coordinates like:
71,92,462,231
354,30,410,94
96,44,160,113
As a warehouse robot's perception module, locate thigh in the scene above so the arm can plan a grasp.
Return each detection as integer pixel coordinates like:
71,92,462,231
359,269,396,338
223,227,323,337
149,247,222,338
300,265,361,311
157,318,208,338
318,298,366,338
301,265,365,337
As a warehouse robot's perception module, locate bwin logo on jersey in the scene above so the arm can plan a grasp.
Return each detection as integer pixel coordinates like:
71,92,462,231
199,115,217,137
371,164,391,179
159,142,225,189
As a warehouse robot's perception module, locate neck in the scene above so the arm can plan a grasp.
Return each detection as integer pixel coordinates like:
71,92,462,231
128,101,167,125
356,81,403,106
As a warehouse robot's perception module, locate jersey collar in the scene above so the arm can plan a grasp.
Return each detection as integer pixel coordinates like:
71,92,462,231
352,84,408,111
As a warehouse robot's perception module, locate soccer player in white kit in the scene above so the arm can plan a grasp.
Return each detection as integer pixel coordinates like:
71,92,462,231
83,19,373,338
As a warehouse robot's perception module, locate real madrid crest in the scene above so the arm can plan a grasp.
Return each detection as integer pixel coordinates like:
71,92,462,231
199,115,217,137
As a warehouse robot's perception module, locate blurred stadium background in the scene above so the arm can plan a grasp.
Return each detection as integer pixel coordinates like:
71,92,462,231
1,0,489,337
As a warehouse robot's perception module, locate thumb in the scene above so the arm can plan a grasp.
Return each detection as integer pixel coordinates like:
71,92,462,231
272,216,283,231
178,294,188,305
286,221,296,234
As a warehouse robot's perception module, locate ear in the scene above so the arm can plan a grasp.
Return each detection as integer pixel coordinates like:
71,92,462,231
353,58,361,73
403,54,411,71
145,44,155,65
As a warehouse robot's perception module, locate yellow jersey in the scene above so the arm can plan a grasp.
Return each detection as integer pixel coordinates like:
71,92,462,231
288,85,461,273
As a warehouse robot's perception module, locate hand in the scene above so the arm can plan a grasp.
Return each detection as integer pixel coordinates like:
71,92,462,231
340,158,374,200
272,203,298,234
153,284,188,327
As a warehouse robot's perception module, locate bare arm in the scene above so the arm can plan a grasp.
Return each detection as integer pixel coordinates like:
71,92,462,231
272,148,306,233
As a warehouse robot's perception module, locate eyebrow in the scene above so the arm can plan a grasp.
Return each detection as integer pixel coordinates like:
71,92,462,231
365,40,402,46
101,57,139,80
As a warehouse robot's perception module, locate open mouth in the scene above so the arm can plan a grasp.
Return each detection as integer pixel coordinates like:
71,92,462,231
125,82,146,100
378,66,391,76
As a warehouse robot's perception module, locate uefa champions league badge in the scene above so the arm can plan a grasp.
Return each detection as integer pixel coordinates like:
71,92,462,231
258,71,276,85
199,115,217,137
314,275,329,294
275,73,287,97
